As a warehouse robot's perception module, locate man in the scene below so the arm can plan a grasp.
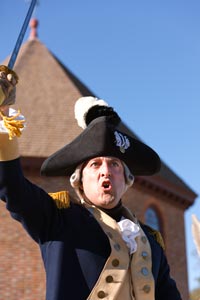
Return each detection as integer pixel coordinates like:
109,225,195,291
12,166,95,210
0,66,181,300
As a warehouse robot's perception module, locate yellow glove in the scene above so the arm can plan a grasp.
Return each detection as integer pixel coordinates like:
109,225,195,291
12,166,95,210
0,65,18,106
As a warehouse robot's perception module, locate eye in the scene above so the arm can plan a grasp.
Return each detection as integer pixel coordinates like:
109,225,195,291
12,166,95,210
111,160,120,167
90,161,100,167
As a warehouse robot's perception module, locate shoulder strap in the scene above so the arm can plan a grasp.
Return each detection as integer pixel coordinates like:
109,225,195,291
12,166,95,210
143,224,165,250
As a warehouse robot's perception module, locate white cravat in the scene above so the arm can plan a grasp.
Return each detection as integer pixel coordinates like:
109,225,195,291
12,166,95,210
118,218,140,254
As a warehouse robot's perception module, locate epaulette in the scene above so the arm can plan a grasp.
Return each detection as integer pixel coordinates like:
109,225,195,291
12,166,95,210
144,224,165,250
48,191,70,209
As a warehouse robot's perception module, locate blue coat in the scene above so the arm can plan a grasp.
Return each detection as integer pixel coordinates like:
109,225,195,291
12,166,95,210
0,159,181,300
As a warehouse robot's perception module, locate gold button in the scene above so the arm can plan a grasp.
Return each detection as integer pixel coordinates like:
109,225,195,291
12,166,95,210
97,290,106,298
141,267,149,276
141,236,147,243
112,259,119,267
106,275,113,283
143,285,151,293
141,251,148,259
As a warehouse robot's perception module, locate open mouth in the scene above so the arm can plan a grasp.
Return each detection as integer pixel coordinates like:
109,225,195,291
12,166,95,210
103,183,109,188
102,181,111,190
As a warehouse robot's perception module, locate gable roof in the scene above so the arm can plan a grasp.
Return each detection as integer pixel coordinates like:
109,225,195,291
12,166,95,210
1,33,197,208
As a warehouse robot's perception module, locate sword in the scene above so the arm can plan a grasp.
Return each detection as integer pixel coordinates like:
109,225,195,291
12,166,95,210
0,0,37,106
8,0,37,69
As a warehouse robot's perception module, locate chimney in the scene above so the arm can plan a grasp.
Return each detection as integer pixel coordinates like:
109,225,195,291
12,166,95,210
29,18,38,40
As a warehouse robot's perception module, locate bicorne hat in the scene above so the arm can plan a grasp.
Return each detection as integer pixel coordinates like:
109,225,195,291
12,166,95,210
40,97,161,177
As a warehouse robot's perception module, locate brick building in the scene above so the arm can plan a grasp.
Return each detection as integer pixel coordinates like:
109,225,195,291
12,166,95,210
0,20,197,300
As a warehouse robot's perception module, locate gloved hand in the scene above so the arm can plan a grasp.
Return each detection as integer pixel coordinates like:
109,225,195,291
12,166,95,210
0,66,24,140
0,65,18,107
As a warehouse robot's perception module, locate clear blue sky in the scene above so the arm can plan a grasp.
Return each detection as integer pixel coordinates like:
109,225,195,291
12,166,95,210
1,0,200,292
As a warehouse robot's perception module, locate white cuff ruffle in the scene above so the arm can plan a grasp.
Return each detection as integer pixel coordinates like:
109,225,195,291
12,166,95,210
0,108,25,133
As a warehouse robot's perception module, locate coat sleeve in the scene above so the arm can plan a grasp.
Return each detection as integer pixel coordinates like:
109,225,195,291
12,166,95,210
0,158,61,243
145,230,182,300
154,246,182,300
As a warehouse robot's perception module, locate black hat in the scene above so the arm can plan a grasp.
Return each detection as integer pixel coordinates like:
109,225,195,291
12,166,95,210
40,97,161,177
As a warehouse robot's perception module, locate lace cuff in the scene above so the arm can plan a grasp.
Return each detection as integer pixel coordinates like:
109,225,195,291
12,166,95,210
0,108,25,140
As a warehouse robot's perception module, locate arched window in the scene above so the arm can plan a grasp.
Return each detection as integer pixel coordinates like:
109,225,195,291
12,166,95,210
145,207,160,231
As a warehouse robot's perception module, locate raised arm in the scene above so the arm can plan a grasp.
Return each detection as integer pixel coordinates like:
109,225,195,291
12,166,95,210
0,66,60,243
0,65,20,161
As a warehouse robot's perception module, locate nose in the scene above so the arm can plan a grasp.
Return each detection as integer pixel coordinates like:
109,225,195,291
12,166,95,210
100,161,111,177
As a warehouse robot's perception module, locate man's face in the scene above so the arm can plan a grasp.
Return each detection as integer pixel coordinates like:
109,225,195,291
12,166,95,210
81,156,126,209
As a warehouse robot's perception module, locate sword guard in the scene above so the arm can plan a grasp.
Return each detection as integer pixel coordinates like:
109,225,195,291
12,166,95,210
0,65,19,83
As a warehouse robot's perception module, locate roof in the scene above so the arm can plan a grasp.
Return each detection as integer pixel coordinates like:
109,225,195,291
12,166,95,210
1,23,197,207
118,120,197,206
3,39,95,157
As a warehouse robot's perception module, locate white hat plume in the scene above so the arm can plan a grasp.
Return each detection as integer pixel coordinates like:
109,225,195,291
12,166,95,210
74,96,108,129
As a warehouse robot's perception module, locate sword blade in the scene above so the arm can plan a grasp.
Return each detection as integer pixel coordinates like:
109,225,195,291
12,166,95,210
8,0,37,69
